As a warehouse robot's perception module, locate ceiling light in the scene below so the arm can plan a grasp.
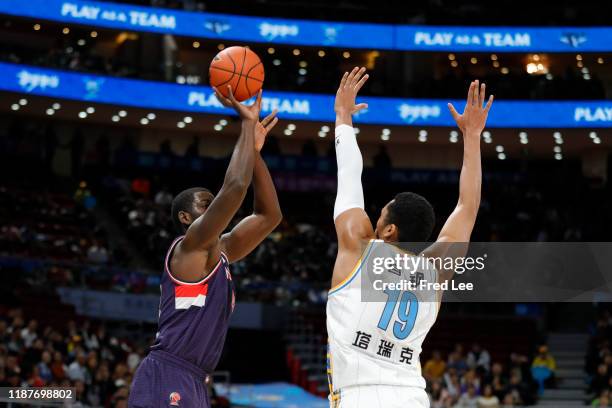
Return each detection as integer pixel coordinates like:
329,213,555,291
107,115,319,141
147,113,156,120
46,108,54,115
287,123,296,131
86,106,95,114
498,153,506,160
283,129,293,136
177,122,186,128
381,134,390,141
78,111,87,119
140,118,149,125
184,116,193,124
318,131,326,138
219,119,228,126
52,103,61,110
111,115,120,122
19,98,27,106
495,145,504,153
118,110,127,117
214,124,223,131
554,153,563,160
321,125,330,133
353,127,360,134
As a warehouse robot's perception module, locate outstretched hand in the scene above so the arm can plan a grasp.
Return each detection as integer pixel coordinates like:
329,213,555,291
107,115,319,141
255,109,278,152
448,80,494,136
214,86,263,123
335,67,369,116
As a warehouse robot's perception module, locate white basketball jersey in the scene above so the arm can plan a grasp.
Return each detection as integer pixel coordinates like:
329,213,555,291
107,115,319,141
326,240,440,393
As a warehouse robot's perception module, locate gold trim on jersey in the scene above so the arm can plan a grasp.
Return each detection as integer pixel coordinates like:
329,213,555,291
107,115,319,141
328,239,378,295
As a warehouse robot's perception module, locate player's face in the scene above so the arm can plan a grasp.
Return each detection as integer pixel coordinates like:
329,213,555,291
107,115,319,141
374,201,393,239
191,191,215,219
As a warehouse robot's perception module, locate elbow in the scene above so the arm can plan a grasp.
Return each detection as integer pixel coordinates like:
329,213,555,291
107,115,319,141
267,208,283,230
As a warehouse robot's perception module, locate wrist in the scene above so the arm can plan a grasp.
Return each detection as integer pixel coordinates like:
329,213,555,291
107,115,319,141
335,110,353,127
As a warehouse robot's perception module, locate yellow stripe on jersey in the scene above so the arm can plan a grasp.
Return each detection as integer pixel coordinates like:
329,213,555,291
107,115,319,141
327,342,341,407
328,239,377,295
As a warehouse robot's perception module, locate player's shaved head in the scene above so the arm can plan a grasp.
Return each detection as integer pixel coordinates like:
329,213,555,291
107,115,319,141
171,187,212,233
386,192,435,242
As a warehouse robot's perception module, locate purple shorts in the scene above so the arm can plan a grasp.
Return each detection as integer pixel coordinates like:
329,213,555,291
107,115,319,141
129,350,209,408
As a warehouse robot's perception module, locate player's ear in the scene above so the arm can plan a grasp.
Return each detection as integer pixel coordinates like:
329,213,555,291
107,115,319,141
178,210,192,226
381,223,397,241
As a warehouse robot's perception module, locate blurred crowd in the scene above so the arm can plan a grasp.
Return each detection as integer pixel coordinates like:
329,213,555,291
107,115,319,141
0,308,142,407
423,343,542,407
587,309,612,406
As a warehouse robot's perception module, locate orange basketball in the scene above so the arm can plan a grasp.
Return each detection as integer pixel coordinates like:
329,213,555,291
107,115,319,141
209,46,265,102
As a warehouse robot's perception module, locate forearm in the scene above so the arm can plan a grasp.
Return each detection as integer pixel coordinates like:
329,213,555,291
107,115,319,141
224,120,256,189
458,131,482,212
252,153,281,220
334,123,364,220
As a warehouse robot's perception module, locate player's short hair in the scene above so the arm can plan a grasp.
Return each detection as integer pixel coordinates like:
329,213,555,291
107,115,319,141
171,187,211,233
386,192,435,242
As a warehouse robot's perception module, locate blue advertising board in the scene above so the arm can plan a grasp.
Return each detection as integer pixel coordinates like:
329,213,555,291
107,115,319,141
0,0,610,52
1,62,610,128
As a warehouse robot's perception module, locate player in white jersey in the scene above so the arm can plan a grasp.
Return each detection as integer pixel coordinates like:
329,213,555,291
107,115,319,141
327,68,494,408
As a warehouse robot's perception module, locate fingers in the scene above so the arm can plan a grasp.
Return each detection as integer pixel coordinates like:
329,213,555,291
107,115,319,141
484,95,494,113
212,86,231,106
345,67,359,88
354,71,369,92
226,85,240,108
339,71,349,90
353,103,368,113
351,67,367,87
447,103,460,121
479,82,486,108
254,89,263,109
472,80,479,106
466,81,475,106
261,109,278,127
266,117,279,131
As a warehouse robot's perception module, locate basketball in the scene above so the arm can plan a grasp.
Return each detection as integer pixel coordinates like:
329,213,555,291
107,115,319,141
209,46,265,102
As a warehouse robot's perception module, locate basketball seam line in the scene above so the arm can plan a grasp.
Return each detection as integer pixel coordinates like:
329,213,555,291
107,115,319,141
210,66,264,83
234,47,248,98
213,51,238,88
245,61,264,96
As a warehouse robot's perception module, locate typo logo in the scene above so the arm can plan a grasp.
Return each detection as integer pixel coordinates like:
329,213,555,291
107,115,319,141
560,33,587,48
169,392,181,406
204,20,231,34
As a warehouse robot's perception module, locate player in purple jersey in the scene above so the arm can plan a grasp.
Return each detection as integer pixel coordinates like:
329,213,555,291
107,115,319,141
129,86,282,408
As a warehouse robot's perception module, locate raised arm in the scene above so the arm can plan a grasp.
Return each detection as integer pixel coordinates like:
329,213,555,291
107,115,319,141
332,67,375,288
220,110,283,263
423,80,493,281
180,87,262,253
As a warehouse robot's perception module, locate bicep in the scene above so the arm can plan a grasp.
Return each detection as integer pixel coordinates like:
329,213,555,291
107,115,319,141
219,214,274,263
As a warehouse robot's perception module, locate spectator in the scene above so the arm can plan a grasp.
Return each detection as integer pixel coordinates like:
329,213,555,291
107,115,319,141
424,350,447,381
590,363,610,395
67,351,88,382
467,343,491,372
531,345,556,389
455,383,479,407
477,384,500,407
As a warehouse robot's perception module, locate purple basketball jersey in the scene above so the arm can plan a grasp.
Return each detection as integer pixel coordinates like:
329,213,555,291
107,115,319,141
151,236,235,373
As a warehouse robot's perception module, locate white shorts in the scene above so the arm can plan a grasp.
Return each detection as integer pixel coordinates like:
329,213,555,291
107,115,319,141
330,385,430,408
